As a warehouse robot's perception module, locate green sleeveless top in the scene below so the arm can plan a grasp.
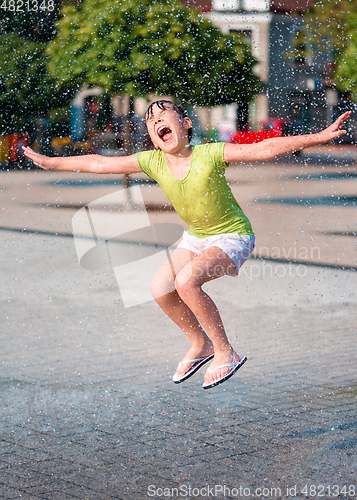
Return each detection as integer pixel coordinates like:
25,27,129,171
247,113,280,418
136,142,253,238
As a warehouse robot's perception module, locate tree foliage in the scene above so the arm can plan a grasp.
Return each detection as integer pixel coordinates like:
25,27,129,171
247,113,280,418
0,2,74,126
305,0,357,62
47,0,263,106
0,33,73,124
334,36,357,99
304,0,357,96
0,2,59,41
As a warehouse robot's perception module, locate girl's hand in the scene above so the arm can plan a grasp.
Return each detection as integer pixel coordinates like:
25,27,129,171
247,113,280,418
315,111,352,143
22,146,52,170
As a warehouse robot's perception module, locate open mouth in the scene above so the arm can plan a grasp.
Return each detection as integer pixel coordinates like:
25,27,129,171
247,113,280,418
157,125,172,142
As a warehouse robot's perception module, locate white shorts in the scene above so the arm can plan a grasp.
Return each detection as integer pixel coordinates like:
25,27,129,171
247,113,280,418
177,231,256,276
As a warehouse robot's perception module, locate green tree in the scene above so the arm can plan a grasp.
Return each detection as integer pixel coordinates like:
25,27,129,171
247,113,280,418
305,0,357,63
304,0,357,95
334,35,357,99
46,0,262,107
0,1,75,131
0,1,59,42
0,33,73,130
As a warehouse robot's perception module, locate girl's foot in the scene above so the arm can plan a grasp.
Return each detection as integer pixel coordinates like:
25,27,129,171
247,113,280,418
175,344,214,379
203,351,243,386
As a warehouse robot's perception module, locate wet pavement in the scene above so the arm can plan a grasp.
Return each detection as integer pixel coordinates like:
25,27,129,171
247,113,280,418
0,154,356,499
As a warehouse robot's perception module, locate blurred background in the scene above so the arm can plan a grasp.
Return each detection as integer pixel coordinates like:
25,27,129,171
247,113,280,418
1,0,357,167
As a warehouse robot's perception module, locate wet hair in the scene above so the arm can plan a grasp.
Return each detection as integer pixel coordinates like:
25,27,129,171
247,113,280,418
145,100,193,142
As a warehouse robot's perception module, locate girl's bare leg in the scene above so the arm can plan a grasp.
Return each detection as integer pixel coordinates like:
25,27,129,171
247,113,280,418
150,248,214,377
174,246,242,386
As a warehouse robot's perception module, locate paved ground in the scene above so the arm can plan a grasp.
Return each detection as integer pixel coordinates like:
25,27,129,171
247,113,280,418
0,152,356,499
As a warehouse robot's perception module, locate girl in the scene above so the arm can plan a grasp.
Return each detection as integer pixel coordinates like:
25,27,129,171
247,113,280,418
23,101,350,389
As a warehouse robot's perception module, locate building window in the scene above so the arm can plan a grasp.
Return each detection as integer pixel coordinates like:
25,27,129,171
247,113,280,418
212,0,269,12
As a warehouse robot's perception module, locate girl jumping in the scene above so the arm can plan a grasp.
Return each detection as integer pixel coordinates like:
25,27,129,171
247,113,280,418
23,101,350,389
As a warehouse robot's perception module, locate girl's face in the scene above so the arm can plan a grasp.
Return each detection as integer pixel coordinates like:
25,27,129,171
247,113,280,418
145,103,192,153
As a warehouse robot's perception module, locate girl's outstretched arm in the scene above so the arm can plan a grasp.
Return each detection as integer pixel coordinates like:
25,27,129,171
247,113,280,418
22,146,142,174
224,111,351,163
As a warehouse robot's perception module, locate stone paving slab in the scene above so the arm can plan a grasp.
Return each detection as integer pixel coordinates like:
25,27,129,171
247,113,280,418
1,161,356,499
1,159,356,269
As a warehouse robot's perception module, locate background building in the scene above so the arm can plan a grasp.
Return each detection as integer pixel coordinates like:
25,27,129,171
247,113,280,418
182,0,350,139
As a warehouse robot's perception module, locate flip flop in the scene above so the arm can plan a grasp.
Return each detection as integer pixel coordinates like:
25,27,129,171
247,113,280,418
202,356,247,390
172,353,214,384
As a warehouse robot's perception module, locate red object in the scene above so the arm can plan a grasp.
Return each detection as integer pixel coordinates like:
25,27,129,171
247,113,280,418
8,133,30,161
228,119,287,144
9,133,20,161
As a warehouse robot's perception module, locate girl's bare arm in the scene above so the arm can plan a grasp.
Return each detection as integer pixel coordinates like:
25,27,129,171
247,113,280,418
224,112,351,164
22,146,142,174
